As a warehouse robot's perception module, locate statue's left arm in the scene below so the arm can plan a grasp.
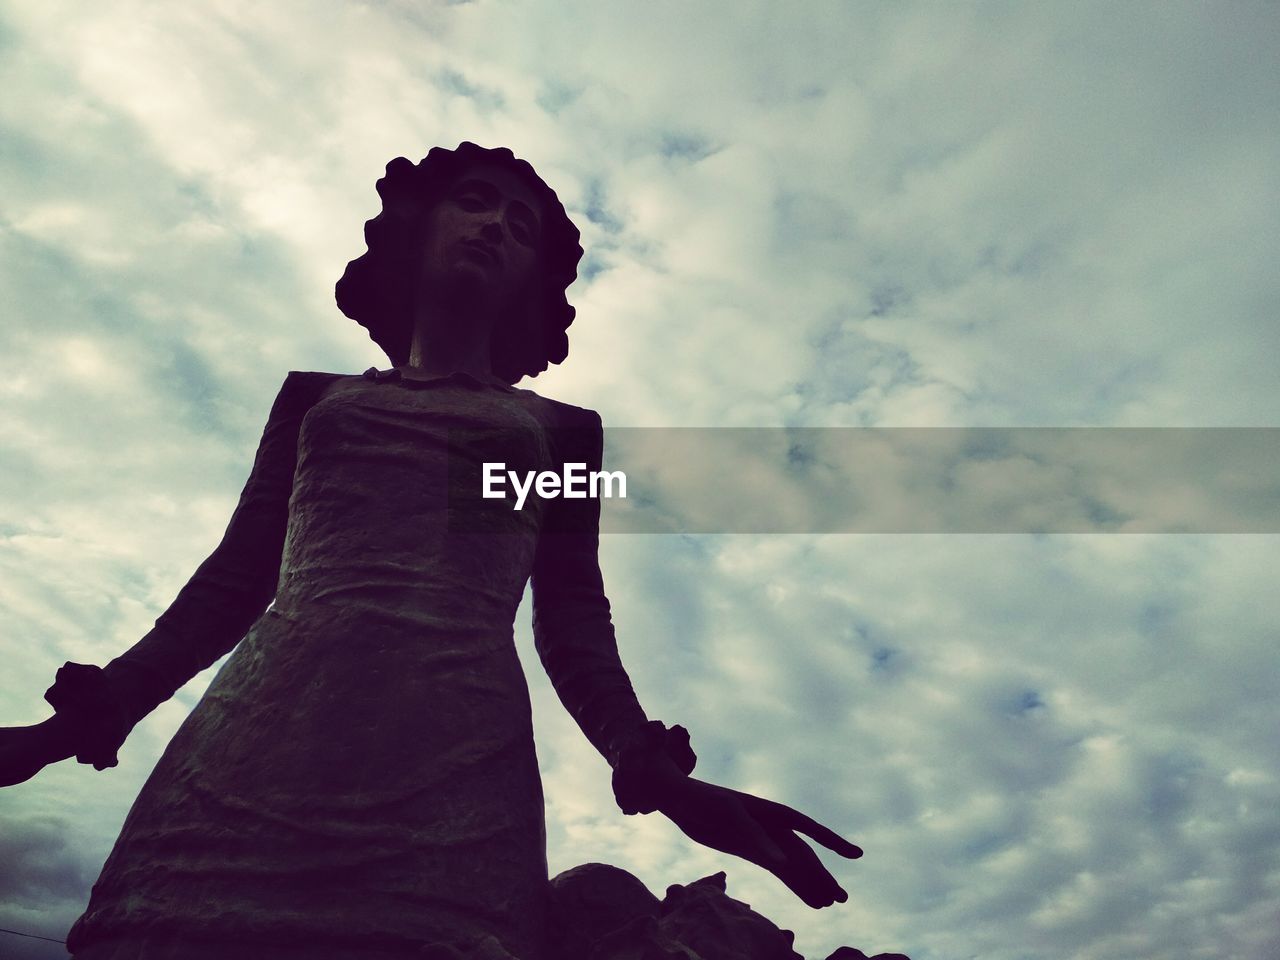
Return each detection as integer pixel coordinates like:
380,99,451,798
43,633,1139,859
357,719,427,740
530,406,862,909
530,406,695,817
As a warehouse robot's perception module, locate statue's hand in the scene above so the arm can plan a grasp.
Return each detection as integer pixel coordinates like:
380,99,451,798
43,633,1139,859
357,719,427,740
0,716,77,788
656,776,862,908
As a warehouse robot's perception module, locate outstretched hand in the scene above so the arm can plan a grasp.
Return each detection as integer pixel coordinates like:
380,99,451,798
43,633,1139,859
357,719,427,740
656,775,862,908
0,716,77,788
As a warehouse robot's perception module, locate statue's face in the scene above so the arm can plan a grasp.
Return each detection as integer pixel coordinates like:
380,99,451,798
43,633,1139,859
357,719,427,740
418,162,544,315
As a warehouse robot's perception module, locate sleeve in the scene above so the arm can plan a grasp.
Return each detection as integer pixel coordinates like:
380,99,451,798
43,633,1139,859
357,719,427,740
530,407,696,813
43,371,335,770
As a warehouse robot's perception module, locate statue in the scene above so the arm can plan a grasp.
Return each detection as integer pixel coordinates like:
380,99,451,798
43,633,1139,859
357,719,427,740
0,143,867,959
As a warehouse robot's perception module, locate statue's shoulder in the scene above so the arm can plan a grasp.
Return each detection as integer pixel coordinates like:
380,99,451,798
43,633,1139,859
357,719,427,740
281,369,363,403
522,391,603,433
518,392,605,472
254,371,361,421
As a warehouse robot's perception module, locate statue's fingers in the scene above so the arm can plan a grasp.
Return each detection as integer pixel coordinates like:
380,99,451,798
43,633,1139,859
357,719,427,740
744,793,863,859
778,806,863,859
773,836,847,908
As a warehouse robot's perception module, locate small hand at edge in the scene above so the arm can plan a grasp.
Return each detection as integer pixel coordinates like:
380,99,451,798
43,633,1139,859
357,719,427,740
0,715,78,788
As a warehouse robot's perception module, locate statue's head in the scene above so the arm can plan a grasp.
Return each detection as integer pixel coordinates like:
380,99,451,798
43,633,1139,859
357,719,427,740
336,142,584,384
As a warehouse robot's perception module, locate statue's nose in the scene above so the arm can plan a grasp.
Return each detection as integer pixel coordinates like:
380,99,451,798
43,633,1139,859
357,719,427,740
480,220,503,244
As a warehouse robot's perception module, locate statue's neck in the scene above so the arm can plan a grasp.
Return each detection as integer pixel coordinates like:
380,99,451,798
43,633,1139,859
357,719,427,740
406,303,496,380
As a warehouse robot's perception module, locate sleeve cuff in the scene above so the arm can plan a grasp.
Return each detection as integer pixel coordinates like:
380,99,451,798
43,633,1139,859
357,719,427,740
609,720,697,815
43,662,130,771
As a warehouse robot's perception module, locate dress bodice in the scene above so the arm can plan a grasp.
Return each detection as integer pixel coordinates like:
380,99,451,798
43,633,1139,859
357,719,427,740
278,373,552,626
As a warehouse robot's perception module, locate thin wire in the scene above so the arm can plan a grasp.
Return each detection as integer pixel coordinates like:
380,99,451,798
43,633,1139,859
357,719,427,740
0,926,67,944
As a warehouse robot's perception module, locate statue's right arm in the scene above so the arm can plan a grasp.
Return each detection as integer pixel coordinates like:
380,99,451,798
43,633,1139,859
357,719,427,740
32,371,339,774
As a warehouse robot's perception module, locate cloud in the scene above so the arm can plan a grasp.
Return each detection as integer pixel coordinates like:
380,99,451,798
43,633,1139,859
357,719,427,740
0,815,92,906
0,814,91,959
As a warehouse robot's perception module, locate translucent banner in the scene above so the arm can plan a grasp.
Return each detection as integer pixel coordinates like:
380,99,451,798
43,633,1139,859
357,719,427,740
447,428,1280,534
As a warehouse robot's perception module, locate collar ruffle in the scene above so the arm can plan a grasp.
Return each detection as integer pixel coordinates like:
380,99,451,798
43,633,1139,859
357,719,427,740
362,366,517,393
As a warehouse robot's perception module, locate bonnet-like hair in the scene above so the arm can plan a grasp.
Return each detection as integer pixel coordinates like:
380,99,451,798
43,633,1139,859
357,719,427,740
335,142,584,383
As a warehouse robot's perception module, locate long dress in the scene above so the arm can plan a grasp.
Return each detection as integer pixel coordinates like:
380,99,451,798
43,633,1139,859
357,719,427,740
54,368,655,960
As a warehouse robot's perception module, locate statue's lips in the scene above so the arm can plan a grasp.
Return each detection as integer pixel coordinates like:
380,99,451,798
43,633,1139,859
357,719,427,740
459,240,500,268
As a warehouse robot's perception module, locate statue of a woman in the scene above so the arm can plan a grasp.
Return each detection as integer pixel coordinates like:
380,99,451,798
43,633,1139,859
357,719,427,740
0,143,862,959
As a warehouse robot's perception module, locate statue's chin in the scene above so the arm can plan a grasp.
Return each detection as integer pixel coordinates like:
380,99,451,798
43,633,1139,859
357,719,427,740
428,264,502,315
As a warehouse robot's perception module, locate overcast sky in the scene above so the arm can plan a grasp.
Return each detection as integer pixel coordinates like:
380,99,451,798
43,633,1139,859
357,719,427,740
2,2,1279,959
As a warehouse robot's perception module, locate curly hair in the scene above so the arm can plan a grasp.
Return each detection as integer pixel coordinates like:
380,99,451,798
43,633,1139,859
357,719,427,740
335,142,584,384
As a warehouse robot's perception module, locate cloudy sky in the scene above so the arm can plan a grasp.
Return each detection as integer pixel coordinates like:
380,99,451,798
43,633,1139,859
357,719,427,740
2,1,1278,958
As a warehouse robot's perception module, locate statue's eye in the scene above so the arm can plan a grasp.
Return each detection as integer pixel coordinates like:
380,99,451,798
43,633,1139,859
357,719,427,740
455,192,486,210
507,204,539,247
508,217,532,245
